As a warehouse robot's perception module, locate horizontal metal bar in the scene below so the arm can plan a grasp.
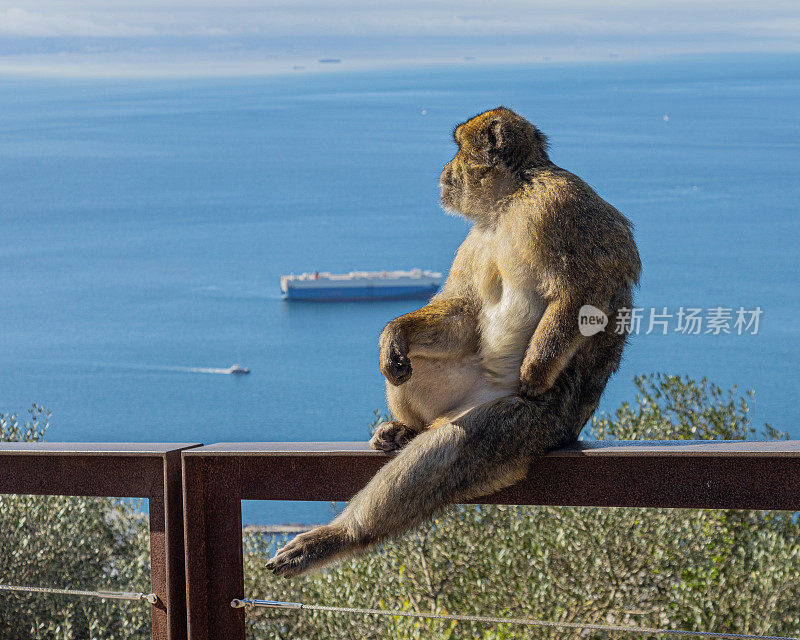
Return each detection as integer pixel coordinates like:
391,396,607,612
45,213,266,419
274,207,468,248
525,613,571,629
184,440,800,457
0,455,164,498
182,441,800,510
0,443,201,456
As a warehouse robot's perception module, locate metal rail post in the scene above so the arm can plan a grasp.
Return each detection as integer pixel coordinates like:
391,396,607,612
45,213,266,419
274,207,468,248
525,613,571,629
0,442,201,640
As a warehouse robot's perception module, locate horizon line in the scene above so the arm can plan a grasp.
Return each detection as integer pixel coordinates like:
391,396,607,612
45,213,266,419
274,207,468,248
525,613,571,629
1,49,799,80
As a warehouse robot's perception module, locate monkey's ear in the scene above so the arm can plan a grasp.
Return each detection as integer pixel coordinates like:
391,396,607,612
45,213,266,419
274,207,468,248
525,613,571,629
485,118,517,168
486,119,504,156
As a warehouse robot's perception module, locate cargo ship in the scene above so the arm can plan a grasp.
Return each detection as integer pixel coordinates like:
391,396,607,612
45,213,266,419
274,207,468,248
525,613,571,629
280,269,441,302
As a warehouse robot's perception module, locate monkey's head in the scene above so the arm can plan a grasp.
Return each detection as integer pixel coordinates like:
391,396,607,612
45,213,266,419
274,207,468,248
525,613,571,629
440,107,549,221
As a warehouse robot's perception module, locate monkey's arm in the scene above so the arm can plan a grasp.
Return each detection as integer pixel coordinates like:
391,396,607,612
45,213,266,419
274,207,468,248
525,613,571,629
380,296,478,386
519,296,586,397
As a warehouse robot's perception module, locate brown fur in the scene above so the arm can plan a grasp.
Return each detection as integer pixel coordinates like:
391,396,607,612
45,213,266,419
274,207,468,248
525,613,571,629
266,107,641,578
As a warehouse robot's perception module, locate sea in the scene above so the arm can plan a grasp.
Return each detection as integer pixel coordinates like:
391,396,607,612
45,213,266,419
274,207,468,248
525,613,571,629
1,54,798,524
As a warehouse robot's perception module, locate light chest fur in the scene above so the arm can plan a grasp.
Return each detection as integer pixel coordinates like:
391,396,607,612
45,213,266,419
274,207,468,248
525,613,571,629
466,225,548,388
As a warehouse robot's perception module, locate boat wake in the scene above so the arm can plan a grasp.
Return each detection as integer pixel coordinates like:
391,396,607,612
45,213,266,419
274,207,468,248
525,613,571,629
170,366,237,375
138,363,249,375
30,360,249,376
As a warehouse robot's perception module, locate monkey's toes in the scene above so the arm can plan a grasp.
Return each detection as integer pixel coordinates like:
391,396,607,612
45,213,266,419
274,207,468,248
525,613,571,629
266,540,307,578
369,421,418,451
266,525,352,578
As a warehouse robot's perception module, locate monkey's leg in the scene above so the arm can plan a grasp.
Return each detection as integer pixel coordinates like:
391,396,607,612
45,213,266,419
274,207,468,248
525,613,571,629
369,420,422,452
266,396,571,578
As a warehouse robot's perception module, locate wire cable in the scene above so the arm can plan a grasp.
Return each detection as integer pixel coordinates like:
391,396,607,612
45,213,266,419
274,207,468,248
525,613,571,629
0,584,157,604
231,597,799,640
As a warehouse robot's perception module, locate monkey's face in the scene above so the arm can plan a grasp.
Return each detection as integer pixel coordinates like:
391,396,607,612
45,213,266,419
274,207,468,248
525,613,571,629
440,107,548,221
439,149,494,218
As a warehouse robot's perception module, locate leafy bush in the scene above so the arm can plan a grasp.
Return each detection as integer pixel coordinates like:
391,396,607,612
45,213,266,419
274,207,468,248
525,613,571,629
243,375,800,639
0,406,151,640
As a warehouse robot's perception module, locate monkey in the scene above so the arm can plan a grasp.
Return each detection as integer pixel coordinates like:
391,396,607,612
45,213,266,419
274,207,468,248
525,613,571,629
266,106,641,578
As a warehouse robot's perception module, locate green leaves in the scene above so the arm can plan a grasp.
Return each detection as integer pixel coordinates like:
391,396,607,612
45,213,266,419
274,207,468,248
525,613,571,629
589,373,777,442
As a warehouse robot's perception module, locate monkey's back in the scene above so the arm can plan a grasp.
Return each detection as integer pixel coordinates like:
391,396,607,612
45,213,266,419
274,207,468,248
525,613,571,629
499,166,641,435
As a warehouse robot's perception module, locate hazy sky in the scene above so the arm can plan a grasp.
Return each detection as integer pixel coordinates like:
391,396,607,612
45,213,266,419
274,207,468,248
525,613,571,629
1,1,798,76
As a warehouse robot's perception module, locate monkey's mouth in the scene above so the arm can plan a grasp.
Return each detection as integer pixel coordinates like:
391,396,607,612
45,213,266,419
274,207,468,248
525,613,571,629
439,182,457,207
439,174,458,197
439,184,460,214
439,162,460,209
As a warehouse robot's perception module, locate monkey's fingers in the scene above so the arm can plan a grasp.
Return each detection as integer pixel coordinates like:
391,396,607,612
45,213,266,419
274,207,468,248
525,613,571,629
518,377,548,399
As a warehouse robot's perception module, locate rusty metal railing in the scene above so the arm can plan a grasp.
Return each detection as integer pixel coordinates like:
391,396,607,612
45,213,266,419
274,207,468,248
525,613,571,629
2,440,798,639
181,440,800,640
0,442,201,640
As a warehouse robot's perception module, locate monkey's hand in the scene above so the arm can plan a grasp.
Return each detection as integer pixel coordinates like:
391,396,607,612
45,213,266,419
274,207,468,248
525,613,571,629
379,324,412,386
370,420,421,452
519,298,585,399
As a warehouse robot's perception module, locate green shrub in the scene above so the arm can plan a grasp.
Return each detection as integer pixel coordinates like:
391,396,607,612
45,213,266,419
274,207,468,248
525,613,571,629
243,375,800,639
0,406,151,640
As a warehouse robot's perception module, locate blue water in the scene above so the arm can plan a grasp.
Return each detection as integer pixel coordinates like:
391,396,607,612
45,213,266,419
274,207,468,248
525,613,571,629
1,54,798,524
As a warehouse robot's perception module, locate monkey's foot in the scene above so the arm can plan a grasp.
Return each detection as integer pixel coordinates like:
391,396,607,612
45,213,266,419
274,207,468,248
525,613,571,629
369,421,420,452
266,524,355,578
